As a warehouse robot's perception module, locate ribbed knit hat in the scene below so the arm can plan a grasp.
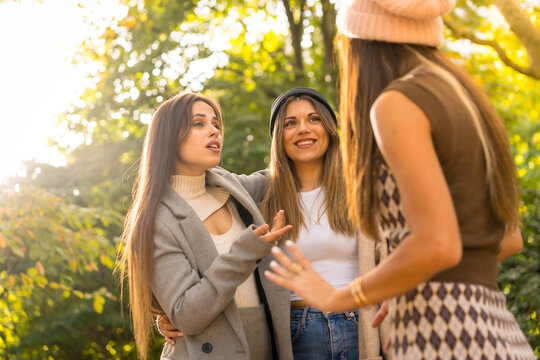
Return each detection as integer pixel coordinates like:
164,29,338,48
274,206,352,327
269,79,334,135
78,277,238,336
337,0,455,47
269,87,337,137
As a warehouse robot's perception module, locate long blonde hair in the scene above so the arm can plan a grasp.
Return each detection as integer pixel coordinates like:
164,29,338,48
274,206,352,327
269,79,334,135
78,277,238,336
259,95,355,240
118,93,222,359
338,35,520,241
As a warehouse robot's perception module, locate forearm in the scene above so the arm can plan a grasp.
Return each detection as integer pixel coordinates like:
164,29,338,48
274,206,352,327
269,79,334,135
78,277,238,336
328,234,461,312
154,225,272,334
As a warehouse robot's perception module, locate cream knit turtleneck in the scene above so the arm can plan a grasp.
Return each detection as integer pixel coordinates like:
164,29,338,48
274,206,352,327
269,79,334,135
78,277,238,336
170,173,261,308
170,174,230,222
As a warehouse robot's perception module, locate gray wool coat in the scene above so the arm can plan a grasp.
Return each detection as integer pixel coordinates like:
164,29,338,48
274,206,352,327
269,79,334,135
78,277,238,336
152,167,292,360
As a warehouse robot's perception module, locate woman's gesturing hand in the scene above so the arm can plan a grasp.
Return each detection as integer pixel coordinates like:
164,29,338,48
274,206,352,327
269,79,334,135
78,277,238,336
264,240,342,312
253,210,293,243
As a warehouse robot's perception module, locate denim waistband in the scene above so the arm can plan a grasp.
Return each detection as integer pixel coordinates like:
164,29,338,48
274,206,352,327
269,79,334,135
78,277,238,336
290,307,359,327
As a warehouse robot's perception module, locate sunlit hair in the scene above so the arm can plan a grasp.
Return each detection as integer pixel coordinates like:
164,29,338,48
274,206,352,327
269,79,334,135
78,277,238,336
260,95,355,240
117,93,222,359
338,34,520,241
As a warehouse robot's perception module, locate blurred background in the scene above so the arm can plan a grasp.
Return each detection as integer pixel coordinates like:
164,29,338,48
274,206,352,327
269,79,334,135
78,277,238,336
0,0,538,358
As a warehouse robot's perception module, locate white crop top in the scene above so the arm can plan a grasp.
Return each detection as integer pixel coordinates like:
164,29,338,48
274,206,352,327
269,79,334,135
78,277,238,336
290,187,359,301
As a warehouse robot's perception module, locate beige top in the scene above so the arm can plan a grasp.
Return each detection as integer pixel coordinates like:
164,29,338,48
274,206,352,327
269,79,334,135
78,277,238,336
170,174,260,307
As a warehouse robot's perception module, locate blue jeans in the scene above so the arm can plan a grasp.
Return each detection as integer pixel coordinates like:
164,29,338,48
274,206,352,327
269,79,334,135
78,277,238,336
290,306,359,360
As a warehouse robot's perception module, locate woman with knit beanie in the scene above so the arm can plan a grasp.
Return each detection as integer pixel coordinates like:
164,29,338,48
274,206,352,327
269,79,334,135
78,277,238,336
260,87,389,360
119,92,294,360
158,88,391,359
265,0,536,358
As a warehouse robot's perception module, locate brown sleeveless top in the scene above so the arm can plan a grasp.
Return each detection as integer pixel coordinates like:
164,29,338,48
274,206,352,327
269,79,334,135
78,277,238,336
378,67,505,290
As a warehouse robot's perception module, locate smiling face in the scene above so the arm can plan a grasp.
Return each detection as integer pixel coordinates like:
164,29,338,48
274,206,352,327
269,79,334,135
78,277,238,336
173,100,223,175
282,98,329,168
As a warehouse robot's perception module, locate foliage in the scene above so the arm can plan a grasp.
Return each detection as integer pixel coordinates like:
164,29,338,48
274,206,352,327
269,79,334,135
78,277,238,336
0,187,126,359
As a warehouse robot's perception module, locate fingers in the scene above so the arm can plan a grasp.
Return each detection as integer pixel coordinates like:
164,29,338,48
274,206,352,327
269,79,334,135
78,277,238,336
253,210,293,243
384,336,392,351
371,300,389,328
162,328,183,338
283,241,312,270
264,269,295,291
270,245,298,271
261,224,293,243
160,322,177,331
270,210,285,232
253,224,270,236
269,260,291,278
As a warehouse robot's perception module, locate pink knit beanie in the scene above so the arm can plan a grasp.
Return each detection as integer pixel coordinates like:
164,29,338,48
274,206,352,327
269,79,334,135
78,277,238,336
337,0,455,47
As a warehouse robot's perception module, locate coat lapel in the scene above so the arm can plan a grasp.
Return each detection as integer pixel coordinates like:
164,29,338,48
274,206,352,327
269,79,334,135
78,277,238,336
205,170,266,226
161,186,218,273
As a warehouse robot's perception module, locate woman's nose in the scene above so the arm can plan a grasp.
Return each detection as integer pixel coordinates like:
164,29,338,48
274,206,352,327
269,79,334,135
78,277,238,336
297,120,309,133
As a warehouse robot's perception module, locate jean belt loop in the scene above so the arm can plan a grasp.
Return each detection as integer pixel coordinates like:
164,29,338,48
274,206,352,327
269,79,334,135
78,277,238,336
300,306,309,328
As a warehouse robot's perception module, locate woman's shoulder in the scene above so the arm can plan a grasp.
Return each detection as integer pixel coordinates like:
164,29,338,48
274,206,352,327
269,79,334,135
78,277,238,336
210,166,230,175
210,166,268,178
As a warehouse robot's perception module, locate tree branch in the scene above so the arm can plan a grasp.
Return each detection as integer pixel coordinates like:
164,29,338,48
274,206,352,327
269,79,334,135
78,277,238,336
444,16,540,79
491,0,540,73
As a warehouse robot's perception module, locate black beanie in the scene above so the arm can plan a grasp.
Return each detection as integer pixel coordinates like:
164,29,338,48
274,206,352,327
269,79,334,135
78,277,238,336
269,87,337,137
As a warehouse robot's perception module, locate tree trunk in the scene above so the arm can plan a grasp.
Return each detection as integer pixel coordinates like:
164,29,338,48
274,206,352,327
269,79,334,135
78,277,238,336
320,0,336,68
282,0,306,76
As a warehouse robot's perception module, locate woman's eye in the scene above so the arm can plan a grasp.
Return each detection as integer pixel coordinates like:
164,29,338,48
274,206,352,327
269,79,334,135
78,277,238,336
213,123,221,130
284,121,295,127
192,121,203,127
310,117,321,122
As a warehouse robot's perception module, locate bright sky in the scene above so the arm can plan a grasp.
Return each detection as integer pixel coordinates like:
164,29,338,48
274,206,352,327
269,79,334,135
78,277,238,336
0,0,282,184
0,0,126,183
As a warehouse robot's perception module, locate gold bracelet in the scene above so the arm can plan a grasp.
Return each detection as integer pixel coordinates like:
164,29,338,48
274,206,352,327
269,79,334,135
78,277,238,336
350,277,366,307
356,277,371,306
350,276,371,307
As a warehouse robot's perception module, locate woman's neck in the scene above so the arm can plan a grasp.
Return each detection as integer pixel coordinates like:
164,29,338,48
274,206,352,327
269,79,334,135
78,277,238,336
294,161,324,192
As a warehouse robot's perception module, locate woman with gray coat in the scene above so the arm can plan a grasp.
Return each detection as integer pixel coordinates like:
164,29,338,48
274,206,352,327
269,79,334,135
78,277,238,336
118,92,293,360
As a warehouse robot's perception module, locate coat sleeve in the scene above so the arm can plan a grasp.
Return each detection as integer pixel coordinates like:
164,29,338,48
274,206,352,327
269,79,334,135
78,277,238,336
152,219,273,335
228,169,270,203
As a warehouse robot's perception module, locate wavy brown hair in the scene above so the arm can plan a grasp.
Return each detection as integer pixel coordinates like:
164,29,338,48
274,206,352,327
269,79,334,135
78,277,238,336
118,93,222,359
259,95,355,240
338,35,520,241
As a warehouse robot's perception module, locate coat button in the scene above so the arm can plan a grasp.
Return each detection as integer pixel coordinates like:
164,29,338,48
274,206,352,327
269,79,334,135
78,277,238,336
202,343,213,353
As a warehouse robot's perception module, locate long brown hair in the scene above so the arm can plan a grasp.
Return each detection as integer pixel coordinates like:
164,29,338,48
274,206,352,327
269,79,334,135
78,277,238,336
118,93,222,359
260,95,355,240
338,35,520,241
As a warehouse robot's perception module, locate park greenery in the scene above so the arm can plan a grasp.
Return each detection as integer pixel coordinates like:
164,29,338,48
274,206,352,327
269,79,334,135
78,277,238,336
1,0,539,358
